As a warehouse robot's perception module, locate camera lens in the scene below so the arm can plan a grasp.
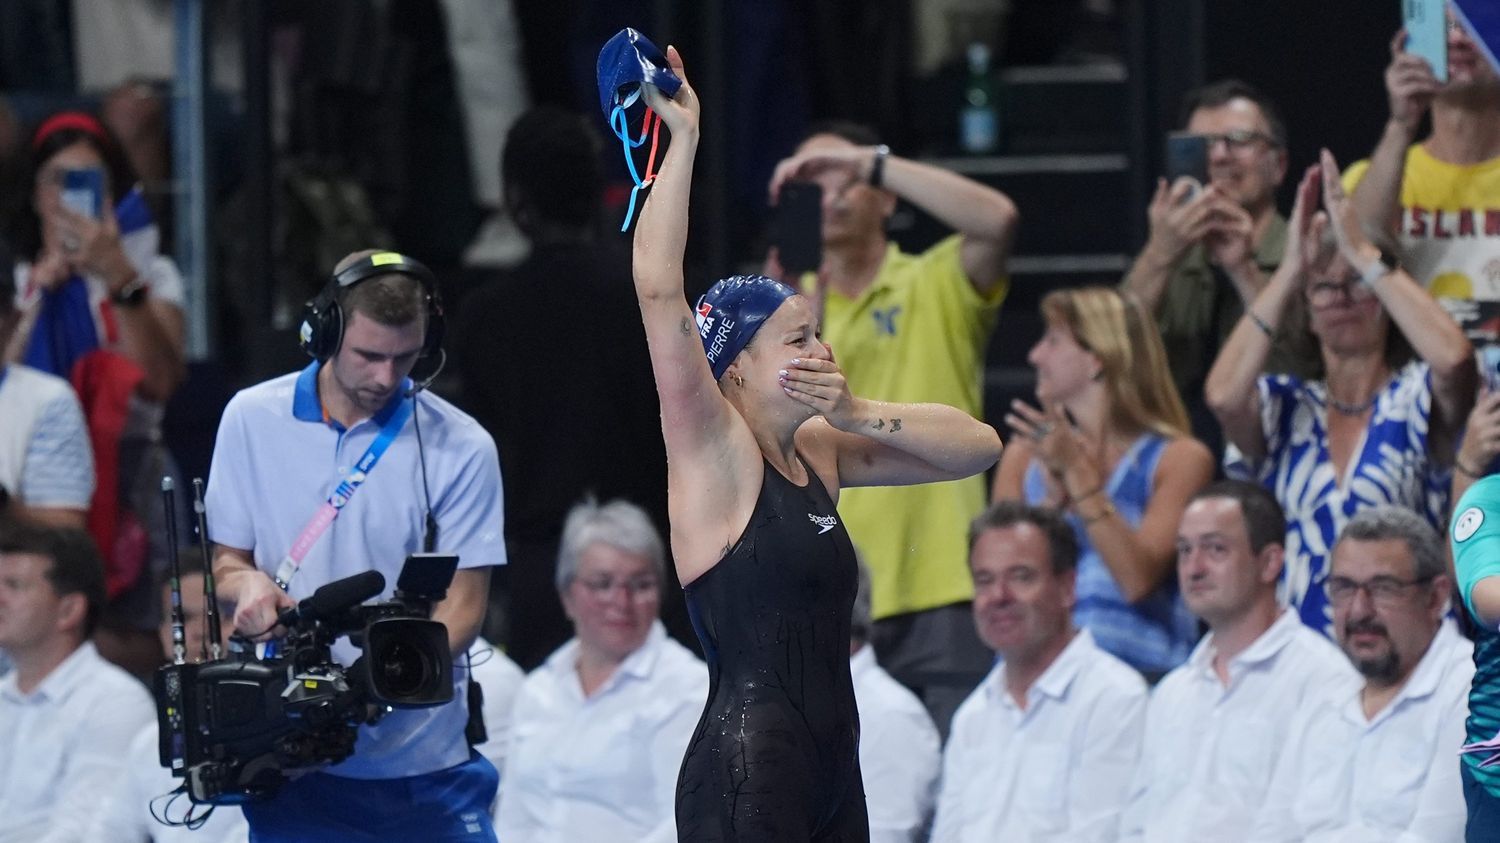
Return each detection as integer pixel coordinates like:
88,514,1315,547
372,640,434,699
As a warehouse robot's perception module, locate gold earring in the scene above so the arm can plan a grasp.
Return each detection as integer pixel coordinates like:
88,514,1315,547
732,373,745,387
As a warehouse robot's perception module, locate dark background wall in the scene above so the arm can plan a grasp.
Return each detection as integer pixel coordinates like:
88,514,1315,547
1202,0,1403,207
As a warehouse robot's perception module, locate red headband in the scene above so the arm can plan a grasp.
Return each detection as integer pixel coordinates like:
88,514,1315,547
31,111,109,151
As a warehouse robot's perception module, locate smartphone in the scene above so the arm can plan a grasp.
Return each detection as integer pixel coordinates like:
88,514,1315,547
1404,0,1449,83
774,182,824,276
60,167,104,219
1164,133,1209,194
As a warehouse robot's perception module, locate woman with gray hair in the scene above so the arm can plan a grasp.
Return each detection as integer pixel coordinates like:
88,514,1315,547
495,498,706,842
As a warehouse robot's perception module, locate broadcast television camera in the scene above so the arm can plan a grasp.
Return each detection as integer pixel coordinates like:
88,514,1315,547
154,553,459,804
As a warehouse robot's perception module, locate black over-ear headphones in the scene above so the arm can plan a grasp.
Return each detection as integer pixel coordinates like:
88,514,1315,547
299,251,446,364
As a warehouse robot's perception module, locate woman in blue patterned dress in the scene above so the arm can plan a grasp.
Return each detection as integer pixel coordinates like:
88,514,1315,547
1206,151,1475,635
992,285,1214,676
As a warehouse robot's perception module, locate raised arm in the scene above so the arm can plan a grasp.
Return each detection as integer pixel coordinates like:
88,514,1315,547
1454,389,1500,510
1205,164,1321,464
632,49,762,579
56,204,186,401
1321,148,1475,459
770,148,1018,292
1350,30,1436,238
632,49,744,461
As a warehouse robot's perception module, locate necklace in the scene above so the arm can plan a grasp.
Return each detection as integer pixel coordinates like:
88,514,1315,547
1326,389,1379,416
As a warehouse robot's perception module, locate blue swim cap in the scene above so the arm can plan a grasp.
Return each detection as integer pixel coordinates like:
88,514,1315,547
693,275,796,380
596,28,681,232
596,28,680,120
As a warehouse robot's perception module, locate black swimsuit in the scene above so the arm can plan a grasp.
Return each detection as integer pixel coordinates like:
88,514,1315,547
676,457,869,841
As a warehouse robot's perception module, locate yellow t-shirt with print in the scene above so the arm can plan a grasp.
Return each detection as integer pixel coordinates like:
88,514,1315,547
805,235,1007,618
1343,146,1500,340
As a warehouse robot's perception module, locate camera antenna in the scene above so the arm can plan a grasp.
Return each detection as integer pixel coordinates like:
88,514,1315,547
161,477,187,665
193,479,223,661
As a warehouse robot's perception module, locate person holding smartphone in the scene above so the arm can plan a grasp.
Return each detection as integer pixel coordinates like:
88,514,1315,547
3,110,188,677
1122,80,1310,458
764,118,1019,737
1346,18,1500,346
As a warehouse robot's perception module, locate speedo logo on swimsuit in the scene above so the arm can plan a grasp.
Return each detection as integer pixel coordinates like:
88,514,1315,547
808,513,837,534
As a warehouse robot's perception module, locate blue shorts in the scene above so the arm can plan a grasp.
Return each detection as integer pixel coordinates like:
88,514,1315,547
1465,759,1500,843
244,751,498,842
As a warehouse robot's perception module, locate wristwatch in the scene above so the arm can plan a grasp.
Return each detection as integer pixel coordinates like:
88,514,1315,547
1358,245,1400,287
111,273,151,308
869,144,891,189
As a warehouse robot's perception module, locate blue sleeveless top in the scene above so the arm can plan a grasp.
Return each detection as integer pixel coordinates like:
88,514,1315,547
1023,434,1196,674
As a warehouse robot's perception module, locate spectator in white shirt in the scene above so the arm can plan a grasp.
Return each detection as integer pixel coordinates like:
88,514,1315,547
89,559,248,843
933,501,1147,843
495,498,706,842
1121,480,1356,842
0,521,154,842
1251,505,1472,842
849,554,942,842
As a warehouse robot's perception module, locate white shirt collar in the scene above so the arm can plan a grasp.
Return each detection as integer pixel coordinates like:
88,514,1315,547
987,628,1094,710
1184,607,1302,685
0,641,98,704
544,621,670,700
1343,620,1465,727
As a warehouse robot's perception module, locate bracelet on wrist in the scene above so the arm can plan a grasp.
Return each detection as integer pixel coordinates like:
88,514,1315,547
110,272,150,308
1069,485,1104,505
1081,500,1117,526
1457,456,1489,480
1248,310,1275,339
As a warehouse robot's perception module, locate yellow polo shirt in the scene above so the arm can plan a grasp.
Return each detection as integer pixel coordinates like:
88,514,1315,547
806,235,1007,618
1343,147,1500,340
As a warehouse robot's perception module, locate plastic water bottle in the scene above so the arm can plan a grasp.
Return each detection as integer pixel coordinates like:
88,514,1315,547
959,42,999,154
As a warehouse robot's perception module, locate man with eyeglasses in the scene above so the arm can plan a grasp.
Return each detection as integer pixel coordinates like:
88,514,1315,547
1251,505,1471,841
1347,14,1500,344
1120,481,1353,843
1123,80,1312,456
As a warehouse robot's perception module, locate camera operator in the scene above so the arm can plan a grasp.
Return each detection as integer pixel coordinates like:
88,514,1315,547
205,249,505,841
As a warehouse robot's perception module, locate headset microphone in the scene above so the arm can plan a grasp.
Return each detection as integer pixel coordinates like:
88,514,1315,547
404,348,447,398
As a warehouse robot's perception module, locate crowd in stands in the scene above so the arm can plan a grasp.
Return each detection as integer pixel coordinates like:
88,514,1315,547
5,8,1500,843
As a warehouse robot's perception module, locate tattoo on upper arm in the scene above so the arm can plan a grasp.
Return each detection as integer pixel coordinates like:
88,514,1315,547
891,418,902,432
680,317,693,335
871,419,884,431
869,418,902,433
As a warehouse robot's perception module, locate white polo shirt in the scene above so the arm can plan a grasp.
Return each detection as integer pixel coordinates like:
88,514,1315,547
1121,608,1358,842
0,641,155,842
495,622,706,843
851,644,942,843
931,628,1147,843
1249,621,1473,842
205,362,505,779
